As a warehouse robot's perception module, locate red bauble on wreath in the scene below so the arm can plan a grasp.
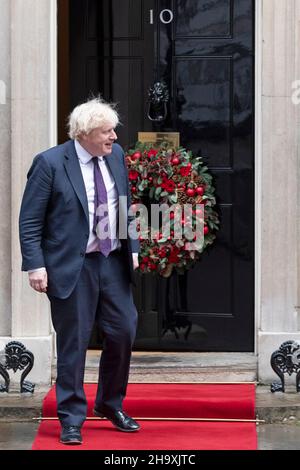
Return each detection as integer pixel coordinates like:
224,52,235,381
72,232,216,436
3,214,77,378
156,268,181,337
125,141,220,277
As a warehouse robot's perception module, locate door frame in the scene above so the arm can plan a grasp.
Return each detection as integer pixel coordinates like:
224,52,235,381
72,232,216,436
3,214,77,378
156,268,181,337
53,0,261,354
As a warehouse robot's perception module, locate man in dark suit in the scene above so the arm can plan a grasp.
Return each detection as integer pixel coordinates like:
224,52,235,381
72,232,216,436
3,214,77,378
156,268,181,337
19,97,140,445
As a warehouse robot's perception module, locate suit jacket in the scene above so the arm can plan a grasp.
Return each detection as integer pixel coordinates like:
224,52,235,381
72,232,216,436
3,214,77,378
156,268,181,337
19,140,139,299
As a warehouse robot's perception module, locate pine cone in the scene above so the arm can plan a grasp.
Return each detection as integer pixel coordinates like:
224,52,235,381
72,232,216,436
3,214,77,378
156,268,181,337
172,175,181,183
177,192,189,205
161,263,174,278
193,175,202,185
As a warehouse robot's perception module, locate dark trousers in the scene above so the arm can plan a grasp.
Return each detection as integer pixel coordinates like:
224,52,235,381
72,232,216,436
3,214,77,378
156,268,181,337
48,250,138,427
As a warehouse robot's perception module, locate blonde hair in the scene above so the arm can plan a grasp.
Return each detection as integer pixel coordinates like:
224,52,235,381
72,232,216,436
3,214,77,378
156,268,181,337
68,96,119,140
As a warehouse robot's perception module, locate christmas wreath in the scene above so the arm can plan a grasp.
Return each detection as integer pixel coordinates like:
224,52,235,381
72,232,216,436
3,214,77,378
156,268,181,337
125,141,220,277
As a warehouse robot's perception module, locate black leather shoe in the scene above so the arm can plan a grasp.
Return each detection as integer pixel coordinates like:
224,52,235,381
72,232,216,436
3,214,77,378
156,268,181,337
60,425,82,445
94,407,140,432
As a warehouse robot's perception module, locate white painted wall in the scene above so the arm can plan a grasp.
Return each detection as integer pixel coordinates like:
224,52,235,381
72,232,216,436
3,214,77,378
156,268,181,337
257,0,300,382
0,0,12,336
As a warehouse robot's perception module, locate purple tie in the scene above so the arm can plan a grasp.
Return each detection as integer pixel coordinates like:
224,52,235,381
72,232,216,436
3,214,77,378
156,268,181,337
92,157,111,257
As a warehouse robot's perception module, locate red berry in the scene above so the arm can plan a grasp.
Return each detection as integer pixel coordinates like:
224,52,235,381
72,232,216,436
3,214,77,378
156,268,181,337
131,186,137,193
186,188,195,197
171,158,180,165
204,226,209,235
148,149,158,158
196,186,205,196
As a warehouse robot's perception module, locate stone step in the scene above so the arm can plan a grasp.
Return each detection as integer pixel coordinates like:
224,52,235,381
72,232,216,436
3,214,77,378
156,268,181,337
1,386,300,424
72,351,258,383
0,391,45,421
1,352,299,423
256,385,300,423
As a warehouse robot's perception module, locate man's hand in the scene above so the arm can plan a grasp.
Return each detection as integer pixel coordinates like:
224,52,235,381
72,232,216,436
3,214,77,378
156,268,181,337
28,270,48,293
132,253,139,270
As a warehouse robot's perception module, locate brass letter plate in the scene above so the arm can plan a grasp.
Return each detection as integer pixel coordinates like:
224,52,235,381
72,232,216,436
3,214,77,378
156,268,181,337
138,132,180,148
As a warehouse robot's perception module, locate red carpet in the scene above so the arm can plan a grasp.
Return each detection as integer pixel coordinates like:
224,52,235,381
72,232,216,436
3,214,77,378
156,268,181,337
32,383,257,450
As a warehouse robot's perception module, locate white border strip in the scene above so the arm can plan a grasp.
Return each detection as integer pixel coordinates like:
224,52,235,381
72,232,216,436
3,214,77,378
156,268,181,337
254,0,262,355
49,0,57,148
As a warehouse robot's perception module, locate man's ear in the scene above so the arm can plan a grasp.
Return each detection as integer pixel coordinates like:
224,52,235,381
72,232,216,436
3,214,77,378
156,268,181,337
78,133,87,143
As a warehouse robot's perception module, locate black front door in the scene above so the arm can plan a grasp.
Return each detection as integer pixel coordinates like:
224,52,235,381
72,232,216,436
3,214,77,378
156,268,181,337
67,0,255,351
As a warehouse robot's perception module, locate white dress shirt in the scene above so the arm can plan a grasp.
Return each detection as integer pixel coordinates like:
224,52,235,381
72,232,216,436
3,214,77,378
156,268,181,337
74,139,121,253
